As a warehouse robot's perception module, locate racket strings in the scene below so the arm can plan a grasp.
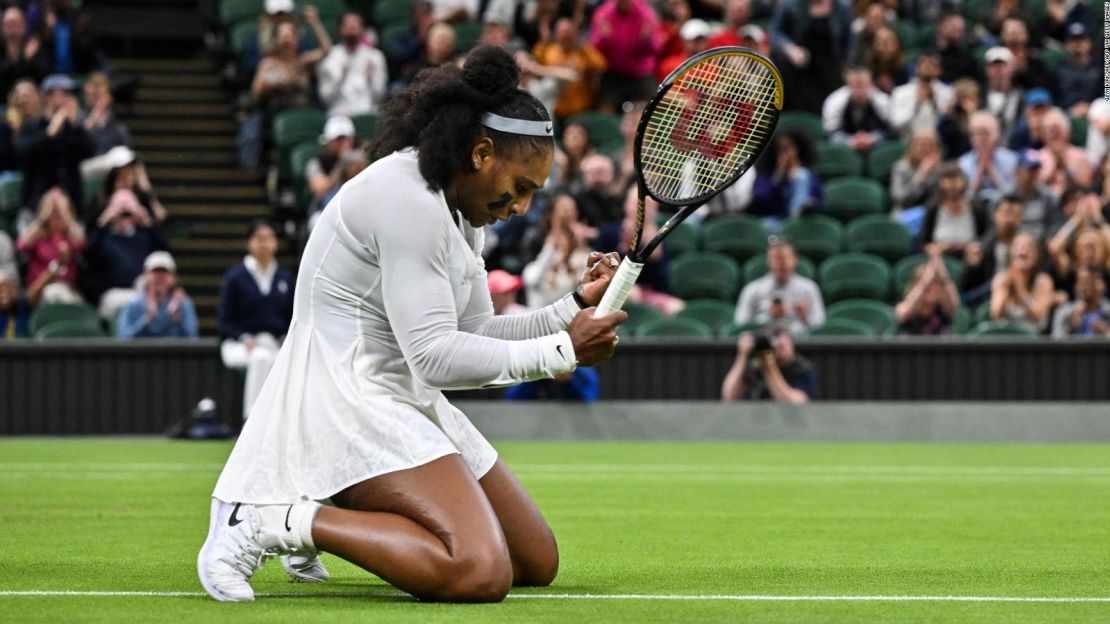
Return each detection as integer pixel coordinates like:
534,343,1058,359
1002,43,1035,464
640,52,780,203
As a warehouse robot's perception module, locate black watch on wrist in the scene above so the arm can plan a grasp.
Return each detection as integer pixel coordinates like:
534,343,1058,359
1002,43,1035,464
572,287,589,309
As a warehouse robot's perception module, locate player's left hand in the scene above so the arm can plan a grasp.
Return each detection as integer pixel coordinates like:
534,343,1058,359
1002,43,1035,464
577,251,620,306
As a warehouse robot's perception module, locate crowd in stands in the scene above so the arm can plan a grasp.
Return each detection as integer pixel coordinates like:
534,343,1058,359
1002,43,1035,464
5,0,1110,357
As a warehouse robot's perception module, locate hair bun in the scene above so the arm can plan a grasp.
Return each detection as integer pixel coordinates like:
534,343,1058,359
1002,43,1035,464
461,45,520,99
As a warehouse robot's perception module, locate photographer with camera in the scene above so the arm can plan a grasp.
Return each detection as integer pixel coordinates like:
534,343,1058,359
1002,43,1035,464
721,325,818,404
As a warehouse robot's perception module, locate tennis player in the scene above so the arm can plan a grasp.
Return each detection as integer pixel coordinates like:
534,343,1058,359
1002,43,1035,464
198,45,627,603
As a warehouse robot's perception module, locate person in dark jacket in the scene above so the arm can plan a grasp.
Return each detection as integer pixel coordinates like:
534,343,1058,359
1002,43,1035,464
15,73,93,211
218,220,295,421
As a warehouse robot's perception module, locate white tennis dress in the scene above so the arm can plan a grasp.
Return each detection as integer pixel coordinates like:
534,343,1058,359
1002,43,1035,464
213,150,579,504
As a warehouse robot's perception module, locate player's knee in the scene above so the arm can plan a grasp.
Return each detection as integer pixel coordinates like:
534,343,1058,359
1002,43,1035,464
515,537,559,587
431,550,513,603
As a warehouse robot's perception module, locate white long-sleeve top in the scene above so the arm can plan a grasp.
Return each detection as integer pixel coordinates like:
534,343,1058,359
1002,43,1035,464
316,43,389,117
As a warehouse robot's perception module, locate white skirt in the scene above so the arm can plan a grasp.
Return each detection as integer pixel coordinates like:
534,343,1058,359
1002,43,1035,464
212,321,498,505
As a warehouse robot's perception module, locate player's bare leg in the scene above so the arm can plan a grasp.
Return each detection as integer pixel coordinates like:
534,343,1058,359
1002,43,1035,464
313,454,513,602
479,459,559,586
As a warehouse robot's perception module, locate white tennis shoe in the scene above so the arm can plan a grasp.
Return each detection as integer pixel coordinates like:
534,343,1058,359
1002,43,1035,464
280,551,331,583
197,499,275,601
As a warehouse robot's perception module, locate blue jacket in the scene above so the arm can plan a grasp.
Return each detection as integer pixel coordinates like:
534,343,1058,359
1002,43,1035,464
116,294,199,339
217,263,295,340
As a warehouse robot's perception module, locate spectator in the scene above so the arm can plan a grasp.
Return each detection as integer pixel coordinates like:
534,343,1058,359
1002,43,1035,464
573,154,623,227
734,237,825,335
386,0,436,84
1056,23,1099,117
15,73,93,213
310,148,368,229
999,18,1052,93
937,78,980,158
1010,149,1058,241
0,268,29,338
0,228,14,278
430,0,477,22
846,0,889,66
32,0,100,75
1008,87,1052,152
522,193,594,309
512,0,562,50
721,325,817,404
595,187,682,314
1038,107,1093,196
748,129,821,225
252,15,331,118
515,49,578,121
864,25,906,94
305,115,355,210
84,188,169,319
116,251,198,339
1085,98,1110,168
555,121,592,187
736,23,771,58
962,194,1024,305
890,127,941,215
16,187,84,305
707,0,753,48
0,7,47,100
989,232,1055,332
821,65,890,153
78,72,132,181
895,249,960,335
968,0,1040,44
656,18,709,82
1047,193,1110,294
590,0,661,113
89,146,168,224
487,269,528,315
958,111,1018,207
3,79,40,174
656,0,691,62
1043,0,1091,46
316,12,388,118
982,46,1022,140
218,220,295,421
532,17,606,121
887,51,952,140
772,0,853,114
921,164,988,256
396,21,456,85
932,12,978,83
1051,264,1110,337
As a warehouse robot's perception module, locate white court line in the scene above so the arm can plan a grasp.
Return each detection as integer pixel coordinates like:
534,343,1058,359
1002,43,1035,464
2,590,1110,603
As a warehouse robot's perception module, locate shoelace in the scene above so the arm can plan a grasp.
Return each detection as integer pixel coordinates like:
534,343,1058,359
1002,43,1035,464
217,521,267,578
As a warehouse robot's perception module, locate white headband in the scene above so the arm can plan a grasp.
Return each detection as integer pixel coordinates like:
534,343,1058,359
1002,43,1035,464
480,112,553,137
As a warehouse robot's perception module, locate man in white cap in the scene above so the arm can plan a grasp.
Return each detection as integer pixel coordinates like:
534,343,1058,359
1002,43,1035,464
116,251,198,339
657,18,711,81
316,12,388,117
982,46,1022,139
305,115,355,208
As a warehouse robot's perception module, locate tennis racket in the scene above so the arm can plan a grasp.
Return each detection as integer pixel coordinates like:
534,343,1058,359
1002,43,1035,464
595,47,784,317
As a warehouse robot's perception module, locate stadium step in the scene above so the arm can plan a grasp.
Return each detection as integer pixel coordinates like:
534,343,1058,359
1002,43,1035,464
112,57,213,72
132,135,236,150
148,167,259,183
171,203,270,218
126,119,237,134
128,102,231,118
141,151,238,166
159,185,266,201
136,87,225,103
138,73,222,88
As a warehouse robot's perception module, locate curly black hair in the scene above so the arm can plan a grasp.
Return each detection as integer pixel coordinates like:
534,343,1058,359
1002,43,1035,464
368,45,553,191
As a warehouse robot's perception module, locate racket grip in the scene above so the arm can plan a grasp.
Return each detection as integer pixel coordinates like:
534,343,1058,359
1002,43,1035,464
594,258,644,317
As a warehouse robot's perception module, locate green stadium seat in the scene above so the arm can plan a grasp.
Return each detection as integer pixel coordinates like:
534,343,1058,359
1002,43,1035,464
844,215,912,262
668,252,742,302
780,215,843,263
373,0,415,27
664,221,698,257
970,321,1039,337
892,254,966,297
618,301,664,336
351,113,377,140
675,299,736,334
805,318,877,336
720,320,764,337
865,141,905,184
34,320,107,339
635,317,714,338
823,176,887,223
219,0,264,26
288,140,319,207
0,173,22,218
1070,116,1088,147
1033,47,1067,71
813,143,862,180
29,303,101,336
272,107,326,149
566,112,624,156
826,298,895,336
379,21,412,52
454,20,483,52
741,254,816,286
952,305,973,335
775,111,823,143
700,214,768,265
819,252,891,303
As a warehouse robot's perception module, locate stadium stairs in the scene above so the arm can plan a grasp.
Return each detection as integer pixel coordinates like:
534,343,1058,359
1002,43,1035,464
91,0,291,335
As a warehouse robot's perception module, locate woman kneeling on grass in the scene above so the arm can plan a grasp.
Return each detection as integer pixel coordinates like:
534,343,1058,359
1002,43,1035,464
197,45,627,603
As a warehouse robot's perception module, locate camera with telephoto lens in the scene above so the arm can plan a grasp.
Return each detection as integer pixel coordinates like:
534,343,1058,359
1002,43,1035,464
752,330,777,355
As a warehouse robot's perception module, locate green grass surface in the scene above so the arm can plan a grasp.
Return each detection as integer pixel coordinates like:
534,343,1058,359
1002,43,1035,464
2,439,1109,622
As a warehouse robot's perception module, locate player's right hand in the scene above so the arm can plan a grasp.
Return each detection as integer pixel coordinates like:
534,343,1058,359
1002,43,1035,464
567,308,627,366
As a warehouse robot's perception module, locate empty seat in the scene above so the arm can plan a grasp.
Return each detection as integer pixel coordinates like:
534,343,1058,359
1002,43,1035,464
844,215,912,262
826,298,895,335
29,303,101,336
813,143,862,180
635,317,714,338
805,318,877,336
780,215,843,263
819,252,892,303
701,214,768,265
675,299,736,334
822,176,887,223
668,252,742,302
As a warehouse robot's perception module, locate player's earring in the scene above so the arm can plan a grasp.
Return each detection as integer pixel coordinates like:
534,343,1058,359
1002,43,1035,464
473,160,481,170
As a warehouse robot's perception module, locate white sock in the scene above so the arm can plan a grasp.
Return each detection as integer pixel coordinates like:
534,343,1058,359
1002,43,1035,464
256,502,320,552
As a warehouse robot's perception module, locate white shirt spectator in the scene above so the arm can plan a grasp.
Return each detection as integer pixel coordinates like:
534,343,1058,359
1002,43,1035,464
431,0,478,21
734,273,825,336
821,83,890,143
888,78,953,138
1086,98,1110,168
316,42,389,117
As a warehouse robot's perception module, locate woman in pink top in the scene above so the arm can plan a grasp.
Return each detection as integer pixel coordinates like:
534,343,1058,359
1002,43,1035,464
16,187,86,305
590,0,661,112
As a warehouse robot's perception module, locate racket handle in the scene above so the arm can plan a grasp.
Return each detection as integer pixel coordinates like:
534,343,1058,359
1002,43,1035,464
594,258,644,317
